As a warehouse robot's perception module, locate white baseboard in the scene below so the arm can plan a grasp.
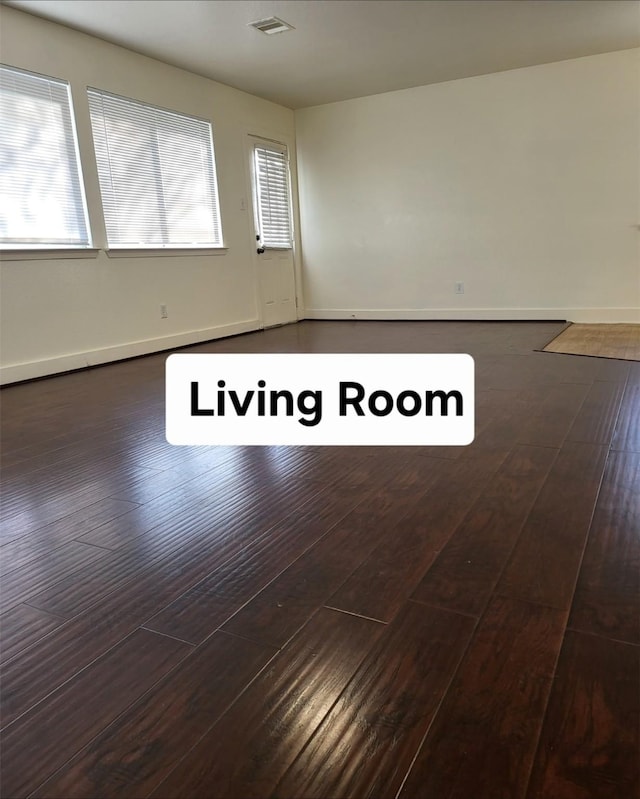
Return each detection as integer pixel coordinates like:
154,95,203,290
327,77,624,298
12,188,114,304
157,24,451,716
4,308,637,384
303,307,640,323
0,318,261,385
566,308,640,324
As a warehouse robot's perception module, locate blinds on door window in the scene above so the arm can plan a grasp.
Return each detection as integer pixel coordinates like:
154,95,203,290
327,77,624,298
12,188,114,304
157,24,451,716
87,88,223,248
254,145,292,249
0,65,91,248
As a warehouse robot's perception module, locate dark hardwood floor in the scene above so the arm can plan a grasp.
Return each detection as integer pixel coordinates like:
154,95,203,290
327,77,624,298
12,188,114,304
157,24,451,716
1,320,638,799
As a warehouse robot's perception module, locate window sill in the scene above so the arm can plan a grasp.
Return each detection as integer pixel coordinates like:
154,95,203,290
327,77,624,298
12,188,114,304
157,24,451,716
106,247,228,258
0,247,228,261
0,248,100,261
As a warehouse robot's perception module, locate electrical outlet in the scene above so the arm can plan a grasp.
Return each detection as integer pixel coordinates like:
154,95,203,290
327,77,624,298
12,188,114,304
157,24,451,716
455,282,465,295
160,304,168,318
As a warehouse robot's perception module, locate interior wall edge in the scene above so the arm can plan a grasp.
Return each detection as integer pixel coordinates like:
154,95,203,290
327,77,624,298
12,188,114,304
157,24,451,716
0,317,261,385
302,307,640,324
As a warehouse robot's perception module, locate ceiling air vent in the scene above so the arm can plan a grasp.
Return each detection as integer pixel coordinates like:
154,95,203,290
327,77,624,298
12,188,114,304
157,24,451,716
248,16,294,35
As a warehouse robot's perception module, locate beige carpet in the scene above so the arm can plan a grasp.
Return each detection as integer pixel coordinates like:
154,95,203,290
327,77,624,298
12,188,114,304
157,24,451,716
542,323,640,361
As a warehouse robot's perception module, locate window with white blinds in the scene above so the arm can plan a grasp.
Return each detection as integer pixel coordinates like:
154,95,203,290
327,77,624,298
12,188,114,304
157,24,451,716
253,145,292,249
0,65,91,248
87,89,223,248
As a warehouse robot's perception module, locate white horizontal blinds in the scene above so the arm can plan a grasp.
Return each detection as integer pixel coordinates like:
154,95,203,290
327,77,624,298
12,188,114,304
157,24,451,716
0,65,90,247
254,144,292,249
87,89,222,247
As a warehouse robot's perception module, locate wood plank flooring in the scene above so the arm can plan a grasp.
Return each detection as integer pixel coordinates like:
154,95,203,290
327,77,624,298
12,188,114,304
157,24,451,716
1,320,638,799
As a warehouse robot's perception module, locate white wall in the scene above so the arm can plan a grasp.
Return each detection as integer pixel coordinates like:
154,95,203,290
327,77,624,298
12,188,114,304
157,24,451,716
296,49,640,323
0,7,299,383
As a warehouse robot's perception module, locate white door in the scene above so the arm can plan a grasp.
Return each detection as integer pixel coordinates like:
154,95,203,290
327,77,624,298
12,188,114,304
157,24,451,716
248,137,297,328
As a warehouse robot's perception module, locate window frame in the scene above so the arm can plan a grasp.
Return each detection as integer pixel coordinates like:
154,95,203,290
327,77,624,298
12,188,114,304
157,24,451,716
86,87,225,252
251,140,294,252
0,64,93,252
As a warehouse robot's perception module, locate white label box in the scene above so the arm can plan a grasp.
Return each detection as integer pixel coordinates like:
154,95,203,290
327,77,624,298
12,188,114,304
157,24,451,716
166,353,474,446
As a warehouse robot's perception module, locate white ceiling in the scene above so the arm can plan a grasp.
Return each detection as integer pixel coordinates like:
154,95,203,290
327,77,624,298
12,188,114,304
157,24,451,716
5,0,640,108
